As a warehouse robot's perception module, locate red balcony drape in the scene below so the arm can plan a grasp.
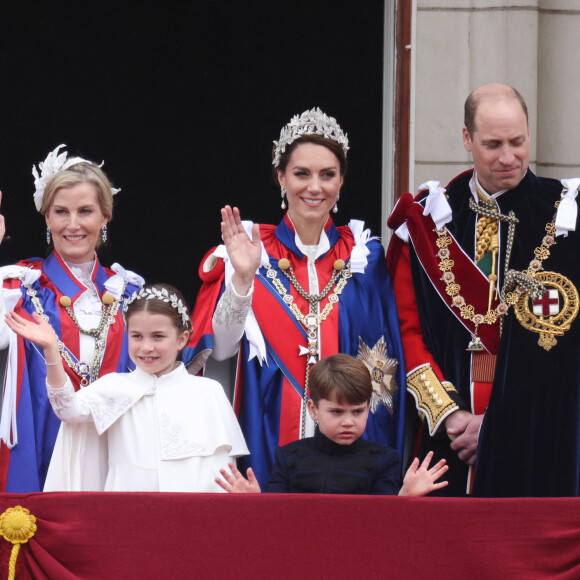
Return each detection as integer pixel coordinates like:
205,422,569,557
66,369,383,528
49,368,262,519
0,493,579,579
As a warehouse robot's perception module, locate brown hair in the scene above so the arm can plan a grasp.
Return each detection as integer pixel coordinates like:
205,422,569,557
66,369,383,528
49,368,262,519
308,353,372,405
125,283,192,336
272,134,348,185
464,84,528,137
40,161,115,225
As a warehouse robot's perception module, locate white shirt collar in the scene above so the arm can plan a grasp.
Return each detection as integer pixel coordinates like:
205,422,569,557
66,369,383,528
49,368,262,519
288,214,330,261
469,169,530,202
469,172,508,203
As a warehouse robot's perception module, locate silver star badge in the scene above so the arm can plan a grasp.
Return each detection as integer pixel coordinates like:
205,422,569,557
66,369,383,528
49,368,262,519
357,336,399,414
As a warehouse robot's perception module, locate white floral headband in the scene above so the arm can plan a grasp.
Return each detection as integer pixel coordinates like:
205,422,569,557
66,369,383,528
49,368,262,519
123,286,190,328
32,144,120,212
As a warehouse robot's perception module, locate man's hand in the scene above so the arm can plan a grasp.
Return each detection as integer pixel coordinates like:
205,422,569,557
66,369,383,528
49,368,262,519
445,410,483,465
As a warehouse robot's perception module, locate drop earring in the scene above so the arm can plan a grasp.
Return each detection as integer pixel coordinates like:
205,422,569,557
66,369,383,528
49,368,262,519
333,192,340,214
46,227,51,245
281,185,287,210
101,225,108,243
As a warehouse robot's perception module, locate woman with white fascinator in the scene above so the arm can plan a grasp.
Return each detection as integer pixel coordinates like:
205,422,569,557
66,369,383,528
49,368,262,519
0,145,144,492
188,108,406,486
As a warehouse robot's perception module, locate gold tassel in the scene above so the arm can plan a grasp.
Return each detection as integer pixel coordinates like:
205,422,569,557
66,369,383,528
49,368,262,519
0,506,37,580
488,232,499,311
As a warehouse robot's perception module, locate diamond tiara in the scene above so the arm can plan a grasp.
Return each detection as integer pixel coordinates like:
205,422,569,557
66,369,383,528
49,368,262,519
123,287,190,328
272,107,349,168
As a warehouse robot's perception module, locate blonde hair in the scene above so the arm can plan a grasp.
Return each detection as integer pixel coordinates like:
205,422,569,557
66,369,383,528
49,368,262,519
40,162,114,221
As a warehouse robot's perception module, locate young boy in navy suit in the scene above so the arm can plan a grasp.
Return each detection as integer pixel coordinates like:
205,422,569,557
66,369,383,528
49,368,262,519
217,353,447,495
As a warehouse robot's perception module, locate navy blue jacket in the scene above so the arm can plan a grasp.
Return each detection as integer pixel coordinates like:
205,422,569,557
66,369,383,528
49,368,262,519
265,429,401,495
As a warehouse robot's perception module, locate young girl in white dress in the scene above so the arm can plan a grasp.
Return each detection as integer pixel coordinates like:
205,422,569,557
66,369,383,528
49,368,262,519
5,283,248,492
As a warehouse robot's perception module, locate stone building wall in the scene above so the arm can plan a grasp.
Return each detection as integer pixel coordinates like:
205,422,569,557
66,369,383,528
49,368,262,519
410,0,580,192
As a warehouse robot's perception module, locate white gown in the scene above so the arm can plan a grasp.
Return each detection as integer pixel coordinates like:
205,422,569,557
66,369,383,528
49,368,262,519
44,363,249,492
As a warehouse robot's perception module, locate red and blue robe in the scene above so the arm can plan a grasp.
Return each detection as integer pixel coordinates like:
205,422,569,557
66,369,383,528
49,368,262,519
0,251,141,492
187,215,405,485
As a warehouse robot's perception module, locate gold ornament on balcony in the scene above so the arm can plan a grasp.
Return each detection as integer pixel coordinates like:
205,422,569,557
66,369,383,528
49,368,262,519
0,506,37,580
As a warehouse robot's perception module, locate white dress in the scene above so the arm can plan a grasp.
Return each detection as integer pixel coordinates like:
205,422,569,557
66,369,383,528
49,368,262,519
44,363,249,492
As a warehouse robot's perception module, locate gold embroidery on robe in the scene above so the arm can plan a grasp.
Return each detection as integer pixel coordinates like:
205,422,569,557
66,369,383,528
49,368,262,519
514,271,579,351
407,365,458,435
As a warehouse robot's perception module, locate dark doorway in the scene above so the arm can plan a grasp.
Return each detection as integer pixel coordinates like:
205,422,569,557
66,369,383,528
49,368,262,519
0,0,388,303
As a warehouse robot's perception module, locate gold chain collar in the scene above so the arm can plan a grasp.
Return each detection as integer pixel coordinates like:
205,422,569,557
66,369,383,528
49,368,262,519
58,292,116,337
436,200,559,350
25,286,124,386
503,219,557,305
264,257,351,437
436,227,508,351
266,258,351,331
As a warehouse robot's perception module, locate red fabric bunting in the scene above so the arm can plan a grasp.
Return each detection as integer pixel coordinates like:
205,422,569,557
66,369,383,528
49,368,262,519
0,493,578,579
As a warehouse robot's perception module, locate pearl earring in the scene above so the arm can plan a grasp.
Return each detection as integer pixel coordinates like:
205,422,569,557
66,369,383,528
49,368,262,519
281,185,287,210
333,191,340,214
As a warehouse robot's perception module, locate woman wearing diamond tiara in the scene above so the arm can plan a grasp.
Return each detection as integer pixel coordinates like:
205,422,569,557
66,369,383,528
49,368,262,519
5,283,248,491
188,108,406,486
0,145,144,492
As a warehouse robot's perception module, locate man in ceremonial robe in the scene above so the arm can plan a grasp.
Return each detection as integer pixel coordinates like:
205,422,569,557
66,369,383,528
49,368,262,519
387,83,580,496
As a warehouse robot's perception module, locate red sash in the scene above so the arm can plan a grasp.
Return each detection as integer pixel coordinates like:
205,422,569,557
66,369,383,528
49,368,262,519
389,193,500,355
251,267,341,445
